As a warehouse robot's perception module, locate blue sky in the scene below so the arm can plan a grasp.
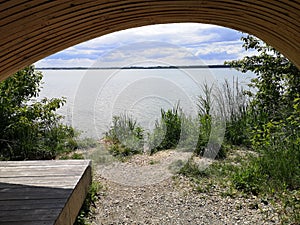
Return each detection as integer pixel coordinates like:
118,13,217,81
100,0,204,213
35,23,256,67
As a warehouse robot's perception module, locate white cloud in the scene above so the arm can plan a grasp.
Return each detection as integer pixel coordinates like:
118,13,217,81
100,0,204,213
194,41,242,55
97,23,227,48
37,23,250,67
35,58,95,68
88,41,205,67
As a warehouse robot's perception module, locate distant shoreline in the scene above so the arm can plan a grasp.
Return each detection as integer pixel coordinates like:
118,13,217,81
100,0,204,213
36,65,232,70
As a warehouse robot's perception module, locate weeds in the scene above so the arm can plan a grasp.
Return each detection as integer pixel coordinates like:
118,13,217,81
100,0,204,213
58,152,85,160
149,103,182,154
179,159,208,179
104,114,144,157
77,137,98,149
221,79,251,146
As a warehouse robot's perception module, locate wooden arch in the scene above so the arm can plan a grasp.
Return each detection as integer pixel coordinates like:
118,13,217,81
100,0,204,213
0,1,299,80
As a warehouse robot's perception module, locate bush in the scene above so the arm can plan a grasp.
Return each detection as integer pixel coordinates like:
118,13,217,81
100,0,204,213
104,114,144,157
0,66,78,160
232,160,265,195
179,159,208,179
149,103,182,154
246,118,300,192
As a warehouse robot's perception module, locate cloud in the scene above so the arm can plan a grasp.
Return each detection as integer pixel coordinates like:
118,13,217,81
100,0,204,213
35,58,95,67
89,41,204,67
35,23,252,67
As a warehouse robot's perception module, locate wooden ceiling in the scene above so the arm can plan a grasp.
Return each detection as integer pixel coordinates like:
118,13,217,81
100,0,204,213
0,0,299,80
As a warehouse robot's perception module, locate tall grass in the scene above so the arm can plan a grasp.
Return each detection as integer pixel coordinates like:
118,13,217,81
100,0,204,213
149,103,184,154
195,83,228,159
104,114,144,157
221,79,251,146
148,103,200,154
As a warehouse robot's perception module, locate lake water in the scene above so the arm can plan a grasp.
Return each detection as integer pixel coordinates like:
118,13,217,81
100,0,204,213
39,68,255,139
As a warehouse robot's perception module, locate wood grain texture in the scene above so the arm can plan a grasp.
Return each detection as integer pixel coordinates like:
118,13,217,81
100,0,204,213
0,0,299,81
0,160,92,225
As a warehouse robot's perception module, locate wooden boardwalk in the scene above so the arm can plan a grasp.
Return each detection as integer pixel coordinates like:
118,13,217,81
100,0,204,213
0,160,92,225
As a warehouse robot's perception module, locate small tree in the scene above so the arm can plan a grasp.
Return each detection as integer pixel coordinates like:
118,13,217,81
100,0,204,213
0,66,77,160
225,35,300,122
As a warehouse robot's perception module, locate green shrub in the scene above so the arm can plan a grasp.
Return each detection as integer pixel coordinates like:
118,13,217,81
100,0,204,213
232,160,265,195
149,103,182,154
147,120,166,153
179,159,208,179
0,66,78,160
195,114,212,157
240,98,300,193
250,124,300,192
104,114,144,157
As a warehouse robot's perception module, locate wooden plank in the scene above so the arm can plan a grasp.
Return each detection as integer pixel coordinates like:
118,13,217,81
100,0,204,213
0,181,76,188
1,199,66,211
0,208,60,219
0,176,80,184
0,160,91,166
0,188,72,200
0,170,84,177
0,221,54,225
0,160,92,225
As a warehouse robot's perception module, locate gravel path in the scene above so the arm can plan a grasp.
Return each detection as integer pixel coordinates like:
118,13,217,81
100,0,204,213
88,150,279,224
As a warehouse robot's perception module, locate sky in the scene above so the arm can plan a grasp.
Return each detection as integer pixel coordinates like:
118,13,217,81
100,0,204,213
35,23,256,68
